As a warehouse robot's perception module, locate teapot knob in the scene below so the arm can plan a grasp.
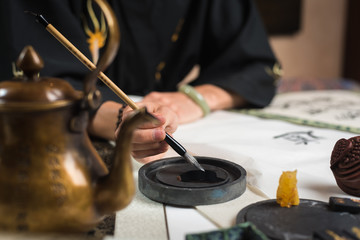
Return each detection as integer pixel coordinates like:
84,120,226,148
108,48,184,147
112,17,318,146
16,45,44,81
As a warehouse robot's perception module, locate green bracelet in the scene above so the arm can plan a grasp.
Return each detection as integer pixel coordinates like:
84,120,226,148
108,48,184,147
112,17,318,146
178,84,211,117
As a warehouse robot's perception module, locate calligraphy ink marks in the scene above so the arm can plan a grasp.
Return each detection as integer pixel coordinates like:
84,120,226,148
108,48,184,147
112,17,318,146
46,144,59,154
46,144,68,207
16,212,28,232
274,131,323,145
336,109,360,121
274,97,334,112
273,96,360,118
14,184,30,231
15,144,31,232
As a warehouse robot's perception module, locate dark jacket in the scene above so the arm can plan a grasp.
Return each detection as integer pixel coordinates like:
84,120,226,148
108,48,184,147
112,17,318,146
0,0,279,107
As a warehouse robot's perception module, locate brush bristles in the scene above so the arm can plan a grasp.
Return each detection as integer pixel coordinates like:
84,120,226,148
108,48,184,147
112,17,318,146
183,152,205,172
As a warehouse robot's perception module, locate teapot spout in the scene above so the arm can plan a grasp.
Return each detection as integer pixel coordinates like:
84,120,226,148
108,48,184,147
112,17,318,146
94,107,158,215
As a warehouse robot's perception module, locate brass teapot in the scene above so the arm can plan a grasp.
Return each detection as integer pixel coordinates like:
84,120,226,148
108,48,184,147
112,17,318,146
0,0,155,233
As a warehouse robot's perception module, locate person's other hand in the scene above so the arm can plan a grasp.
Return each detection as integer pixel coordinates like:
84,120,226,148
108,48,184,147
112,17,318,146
115,102,178,164
142,84,246,124
142,91,203,124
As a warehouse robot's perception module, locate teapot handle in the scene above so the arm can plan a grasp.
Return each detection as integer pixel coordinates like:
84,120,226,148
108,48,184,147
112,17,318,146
82,0,120,109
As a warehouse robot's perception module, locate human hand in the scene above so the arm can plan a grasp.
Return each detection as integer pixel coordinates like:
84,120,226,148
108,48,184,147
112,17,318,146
142,91,203,124
115,102,178,164
142,85,246,124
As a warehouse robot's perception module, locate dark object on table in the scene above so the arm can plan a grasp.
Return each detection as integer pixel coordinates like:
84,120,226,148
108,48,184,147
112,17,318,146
138,156,246,206
89,141,116,238
313,228,357,240
343,226,360,240
87,214,115,239
236,199,360,240
313,226,360,240
330,136,360,197
186,222,269,240
329,196,360,213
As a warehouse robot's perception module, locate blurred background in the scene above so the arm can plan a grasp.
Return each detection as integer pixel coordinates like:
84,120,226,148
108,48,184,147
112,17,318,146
255,0,359,83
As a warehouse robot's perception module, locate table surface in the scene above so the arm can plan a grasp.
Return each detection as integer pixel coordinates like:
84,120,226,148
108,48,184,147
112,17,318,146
1,89,359,240
110,89,360,240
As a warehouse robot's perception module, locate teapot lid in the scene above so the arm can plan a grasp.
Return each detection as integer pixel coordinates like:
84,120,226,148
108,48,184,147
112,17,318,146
0,46,82,111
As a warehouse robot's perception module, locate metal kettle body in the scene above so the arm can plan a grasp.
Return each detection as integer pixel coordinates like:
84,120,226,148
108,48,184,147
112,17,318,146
0,101,106,232
0,0,146,232
0,45,156,232
0,95,153,232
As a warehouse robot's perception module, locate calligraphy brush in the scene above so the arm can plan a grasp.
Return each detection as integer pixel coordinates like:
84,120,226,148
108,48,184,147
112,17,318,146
26,11,205,172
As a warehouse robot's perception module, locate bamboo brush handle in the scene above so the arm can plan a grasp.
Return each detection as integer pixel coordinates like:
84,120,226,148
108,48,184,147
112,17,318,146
46,24,139,110
36,13,204,171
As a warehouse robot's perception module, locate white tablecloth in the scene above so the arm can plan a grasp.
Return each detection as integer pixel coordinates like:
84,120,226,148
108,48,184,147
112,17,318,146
111,90,360,239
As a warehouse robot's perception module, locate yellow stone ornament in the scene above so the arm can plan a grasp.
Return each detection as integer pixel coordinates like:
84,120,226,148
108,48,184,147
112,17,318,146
276,170,300,208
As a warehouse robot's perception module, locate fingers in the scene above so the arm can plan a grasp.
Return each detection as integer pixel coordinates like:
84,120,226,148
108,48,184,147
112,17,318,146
131,141,169,163
142,91,204,124
142,91,170,104
151,110,178,134
143,92,182,116
134,102,179,134
130,126,170,164
115,101,179,163
131,127,166,143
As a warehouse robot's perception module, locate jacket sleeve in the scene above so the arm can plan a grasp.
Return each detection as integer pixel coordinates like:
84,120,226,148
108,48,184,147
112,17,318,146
193,0,280,108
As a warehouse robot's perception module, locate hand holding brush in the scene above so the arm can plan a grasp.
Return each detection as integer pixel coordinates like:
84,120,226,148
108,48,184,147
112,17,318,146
26,11,204,171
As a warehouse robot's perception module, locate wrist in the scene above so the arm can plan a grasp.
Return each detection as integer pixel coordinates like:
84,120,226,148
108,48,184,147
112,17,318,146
115,104,128,130
88,101,124,140
194,84,245,110
178,84,210,117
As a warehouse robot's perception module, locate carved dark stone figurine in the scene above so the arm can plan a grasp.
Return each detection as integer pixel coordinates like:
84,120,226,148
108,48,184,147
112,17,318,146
330,136,360,196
